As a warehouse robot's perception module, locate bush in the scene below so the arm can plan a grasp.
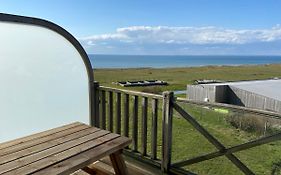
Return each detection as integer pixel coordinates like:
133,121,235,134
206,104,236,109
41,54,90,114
226,113,281,136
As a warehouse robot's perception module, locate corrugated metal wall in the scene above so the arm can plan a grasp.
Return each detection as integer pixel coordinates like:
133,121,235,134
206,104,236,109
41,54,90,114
187,84,281,113
187,85,216,102
228,86,281,113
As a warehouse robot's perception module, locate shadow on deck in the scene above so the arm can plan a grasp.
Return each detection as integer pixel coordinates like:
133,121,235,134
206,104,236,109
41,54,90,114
72,155,160,175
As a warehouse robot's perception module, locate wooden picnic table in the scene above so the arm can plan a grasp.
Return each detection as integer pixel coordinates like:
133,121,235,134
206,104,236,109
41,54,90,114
0,122,131,175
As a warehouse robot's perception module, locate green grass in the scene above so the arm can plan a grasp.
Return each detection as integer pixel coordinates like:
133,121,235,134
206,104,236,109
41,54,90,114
94,64,281,93
173,103,281,175
94,64,281,174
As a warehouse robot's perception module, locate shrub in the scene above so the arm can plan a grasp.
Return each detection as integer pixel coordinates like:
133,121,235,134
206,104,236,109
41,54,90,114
226,113,281,136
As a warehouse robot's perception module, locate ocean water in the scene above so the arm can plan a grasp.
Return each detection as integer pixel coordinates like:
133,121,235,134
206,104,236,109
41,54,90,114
89,55,281,68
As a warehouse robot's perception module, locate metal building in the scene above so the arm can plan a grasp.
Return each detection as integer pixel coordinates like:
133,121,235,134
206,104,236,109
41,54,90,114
187,79,281,113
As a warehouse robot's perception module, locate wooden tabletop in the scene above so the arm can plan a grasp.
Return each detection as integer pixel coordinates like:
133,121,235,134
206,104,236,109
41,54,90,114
0,122,131,175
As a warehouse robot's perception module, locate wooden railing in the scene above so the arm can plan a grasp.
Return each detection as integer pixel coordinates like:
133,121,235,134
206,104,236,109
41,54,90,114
91,82,167,170
170,98,281,175
91,82,281,175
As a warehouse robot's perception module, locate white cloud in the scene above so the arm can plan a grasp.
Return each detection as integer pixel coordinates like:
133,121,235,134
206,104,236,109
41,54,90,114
78,25,281,54
80,25,281,44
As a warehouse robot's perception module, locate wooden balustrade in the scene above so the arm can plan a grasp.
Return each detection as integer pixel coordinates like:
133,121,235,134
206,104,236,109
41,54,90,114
96,85,163,166
91,83,281,175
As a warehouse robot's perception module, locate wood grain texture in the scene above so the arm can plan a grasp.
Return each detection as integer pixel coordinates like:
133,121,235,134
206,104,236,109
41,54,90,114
0,122,131,175
108,91,114,132
0,127,99,165
33,137,131,175
1,130,109,174
115,92,121,134
100,90,106,130
151,98,158,160
132,96,139,152
141,97,148,156
110,150,128,175
0,124,88,157
0,122,82,150
123,94,130,137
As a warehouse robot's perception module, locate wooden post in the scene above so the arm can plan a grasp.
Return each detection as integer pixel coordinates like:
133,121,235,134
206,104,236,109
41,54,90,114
161,91,174,173
90,81,100,127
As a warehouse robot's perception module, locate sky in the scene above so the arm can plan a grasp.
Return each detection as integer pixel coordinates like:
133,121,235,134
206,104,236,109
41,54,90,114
1,0,281,55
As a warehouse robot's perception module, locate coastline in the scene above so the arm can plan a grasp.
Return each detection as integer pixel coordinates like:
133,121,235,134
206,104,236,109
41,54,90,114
93,63,281,70
90,54,281,69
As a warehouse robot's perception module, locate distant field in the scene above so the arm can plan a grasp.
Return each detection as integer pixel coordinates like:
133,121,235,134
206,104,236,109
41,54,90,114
94,64,281,93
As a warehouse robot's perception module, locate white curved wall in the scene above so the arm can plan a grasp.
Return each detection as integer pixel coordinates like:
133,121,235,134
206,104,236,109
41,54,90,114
0,22,89,142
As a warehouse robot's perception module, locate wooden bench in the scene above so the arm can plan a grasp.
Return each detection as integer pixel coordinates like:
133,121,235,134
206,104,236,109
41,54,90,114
0,122,131,175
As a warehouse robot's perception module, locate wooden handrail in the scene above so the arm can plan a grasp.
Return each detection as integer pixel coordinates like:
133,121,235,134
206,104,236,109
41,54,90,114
98,86,163,99
177,97,281,119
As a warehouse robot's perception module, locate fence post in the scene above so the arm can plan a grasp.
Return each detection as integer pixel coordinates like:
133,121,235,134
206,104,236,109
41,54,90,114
161,91,174,174
90,81,100,127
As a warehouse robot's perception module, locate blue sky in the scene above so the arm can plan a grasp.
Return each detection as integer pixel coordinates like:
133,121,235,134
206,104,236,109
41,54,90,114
1,0,281,55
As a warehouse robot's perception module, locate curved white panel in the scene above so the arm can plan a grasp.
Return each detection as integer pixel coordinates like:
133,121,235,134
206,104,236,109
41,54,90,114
0,22,89,142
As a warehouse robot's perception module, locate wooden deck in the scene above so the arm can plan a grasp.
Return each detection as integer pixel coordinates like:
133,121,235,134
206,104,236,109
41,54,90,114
0,122,131,175
71,156,160,175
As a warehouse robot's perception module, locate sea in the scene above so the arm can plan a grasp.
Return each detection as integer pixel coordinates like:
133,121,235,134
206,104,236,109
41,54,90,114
89,55,281,68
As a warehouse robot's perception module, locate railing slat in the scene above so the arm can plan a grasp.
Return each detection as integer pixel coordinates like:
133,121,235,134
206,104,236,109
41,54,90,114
161,92,174,173
116,92,121,134
132,95,139,152
108,91,113,132
123,94,130,137
141,97,148,156
151,98,158,160
100,90,106,129
94,82,100,127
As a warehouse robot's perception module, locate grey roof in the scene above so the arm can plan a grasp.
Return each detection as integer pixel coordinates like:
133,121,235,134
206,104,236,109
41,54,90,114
206,79,281,101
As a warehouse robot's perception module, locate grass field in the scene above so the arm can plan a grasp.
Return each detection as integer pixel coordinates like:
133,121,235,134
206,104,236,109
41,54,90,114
94,64,281,174
172,102,281,175
94,64,281,93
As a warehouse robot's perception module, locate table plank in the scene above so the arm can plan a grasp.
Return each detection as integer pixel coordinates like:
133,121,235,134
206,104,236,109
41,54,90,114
0,123,89,157
0,123,132,175
0,130,109,174
5,133,120,175
34,136,131,175
0,122,83,150
0,127,99,165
